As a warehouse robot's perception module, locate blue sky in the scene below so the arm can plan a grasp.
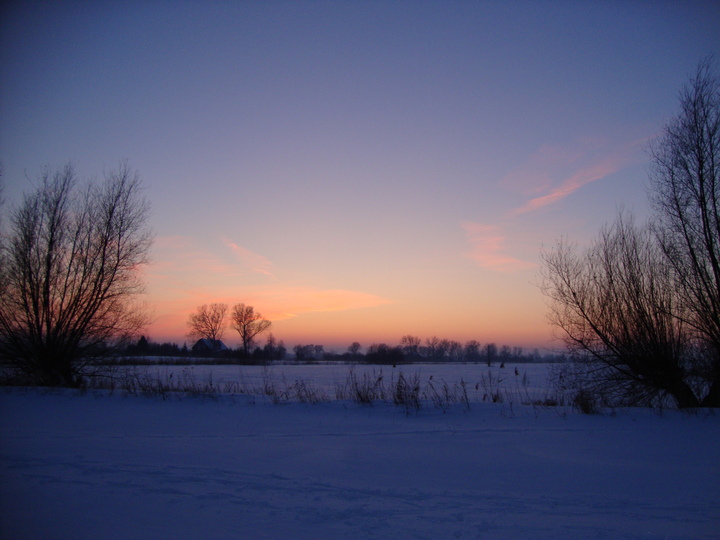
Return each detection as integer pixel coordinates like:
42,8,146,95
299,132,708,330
2,1,719,351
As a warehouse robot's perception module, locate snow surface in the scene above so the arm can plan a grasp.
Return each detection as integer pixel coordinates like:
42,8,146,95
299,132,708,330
1,364,719,539
124,362,556,400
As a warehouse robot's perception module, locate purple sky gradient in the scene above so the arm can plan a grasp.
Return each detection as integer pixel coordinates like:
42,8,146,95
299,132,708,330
2,1,719,351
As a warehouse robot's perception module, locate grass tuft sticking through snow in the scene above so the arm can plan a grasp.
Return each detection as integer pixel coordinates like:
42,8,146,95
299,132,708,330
87,364,567,415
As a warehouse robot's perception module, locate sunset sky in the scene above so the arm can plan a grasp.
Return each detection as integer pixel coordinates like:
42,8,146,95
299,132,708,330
2,1,719,352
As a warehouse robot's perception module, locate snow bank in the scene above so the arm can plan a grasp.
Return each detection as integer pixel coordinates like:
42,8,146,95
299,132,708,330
1,388,718,539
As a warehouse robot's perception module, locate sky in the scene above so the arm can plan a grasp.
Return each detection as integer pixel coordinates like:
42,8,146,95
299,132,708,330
1,0,719,353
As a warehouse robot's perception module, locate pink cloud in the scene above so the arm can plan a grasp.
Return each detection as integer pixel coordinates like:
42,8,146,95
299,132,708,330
462,222,535,272
223,238,274,276
513,158,626,214
143,236,392,341
148,235,275,282
500,142,589,196
149,235,244,279
503,137,647,214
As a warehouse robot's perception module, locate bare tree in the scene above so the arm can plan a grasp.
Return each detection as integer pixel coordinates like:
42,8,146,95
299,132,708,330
293,343,322,362
400,335,421,359
423,336,441,360
187,303,227,346
448,340,464,362
230,303,271,355
437,339,451,360
0,162,152,386
483,343,497,366
463,340,482,362
541,214,697,407
262,333,286,360
541,60,720,409
499,345,512,365
348,342,362,357
649,58,720,406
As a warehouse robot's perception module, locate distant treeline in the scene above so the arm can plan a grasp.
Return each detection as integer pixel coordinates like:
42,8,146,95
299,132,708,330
120,335,564,364
121,335,287,362
293,337,563,364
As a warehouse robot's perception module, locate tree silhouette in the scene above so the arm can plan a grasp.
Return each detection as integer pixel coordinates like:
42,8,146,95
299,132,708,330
231,303,271,355
542,214,696,407
649,58,720,406
0,162,152,386
187,303,227,345
542,59,720,408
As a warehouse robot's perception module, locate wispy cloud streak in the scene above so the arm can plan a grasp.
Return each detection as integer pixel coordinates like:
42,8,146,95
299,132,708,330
144,235,393,340
223,238,274,276
513,158,626,214
503,137,647,214
463,222,535,272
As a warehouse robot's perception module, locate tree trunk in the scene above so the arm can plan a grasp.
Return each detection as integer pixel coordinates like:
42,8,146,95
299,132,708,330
700,378,720,407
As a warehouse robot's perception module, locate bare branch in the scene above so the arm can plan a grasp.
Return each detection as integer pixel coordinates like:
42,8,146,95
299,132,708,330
0,162,152,386
230,303,271,355
649,57,720,405
187,303,228,344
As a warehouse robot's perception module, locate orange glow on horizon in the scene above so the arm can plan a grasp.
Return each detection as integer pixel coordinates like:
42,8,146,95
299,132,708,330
144,287,554,352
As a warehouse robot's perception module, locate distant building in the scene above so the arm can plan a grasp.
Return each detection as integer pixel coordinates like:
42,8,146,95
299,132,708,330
191,338,228,355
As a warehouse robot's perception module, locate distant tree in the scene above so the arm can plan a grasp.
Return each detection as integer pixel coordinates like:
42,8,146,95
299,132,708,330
187,303,227,345
125,337,184,358
400,335,421,359
483,343,497,366
230,303,271,355
423,336,441,360
294,344,307,361
448,340,464,362
649,58,720,406
348,342,362,357
366,343,404,365
262,333,276,357
154,341,181,357
0,162,152,386
437,339,451,361
137,336,150,354
464,340,482,362
293,344,322,362
262,333,286,360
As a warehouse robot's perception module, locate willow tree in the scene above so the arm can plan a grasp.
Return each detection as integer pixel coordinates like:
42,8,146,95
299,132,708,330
542,215,696,408
649,58,720,406
0,163,152,386
542,59,720,408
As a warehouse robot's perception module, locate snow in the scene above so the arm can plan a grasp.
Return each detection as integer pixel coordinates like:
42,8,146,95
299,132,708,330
1,364,719,539
121,362,557,403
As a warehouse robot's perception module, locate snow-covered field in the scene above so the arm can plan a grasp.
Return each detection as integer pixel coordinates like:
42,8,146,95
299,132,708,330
123,362,558,405
1,363,719,539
